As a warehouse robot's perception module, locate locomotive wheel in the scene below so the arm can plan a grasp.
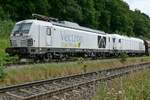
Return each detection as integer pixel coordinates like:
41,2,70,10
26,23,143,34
34,58,40,63
84,53,88,58
43,53,52,62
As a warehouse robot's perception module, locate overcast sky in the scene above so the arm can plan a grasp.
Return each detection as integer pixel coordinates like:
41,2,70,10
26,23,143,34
123,0,150,16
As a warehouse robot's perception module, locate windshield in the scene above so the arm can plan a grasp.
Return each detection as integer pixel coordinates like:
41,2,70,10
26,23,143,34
12,23,32,34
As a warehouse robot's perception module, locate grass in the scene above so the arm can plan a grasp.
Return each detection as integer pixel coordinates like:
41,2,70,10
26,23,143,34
94,69,150,100
123,70,150,100
0,56,150,87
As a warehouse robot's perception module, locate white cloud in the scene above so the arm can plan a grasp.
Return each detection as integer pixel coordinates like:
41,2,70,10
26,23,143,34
124,0,150,16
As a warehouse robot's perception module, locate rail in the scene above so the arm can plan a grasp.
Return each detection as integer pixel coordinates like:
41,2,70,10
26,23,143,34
0,62,150,100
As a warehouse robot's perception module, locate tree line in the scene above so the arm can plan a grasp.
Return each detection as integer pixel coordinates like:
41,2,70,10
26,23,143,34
0,0,150,39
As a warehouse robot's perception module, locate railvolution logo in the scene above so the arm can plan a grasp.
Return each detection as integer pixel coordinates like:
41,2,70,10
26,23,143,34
60,32,83,48
98,36,106,48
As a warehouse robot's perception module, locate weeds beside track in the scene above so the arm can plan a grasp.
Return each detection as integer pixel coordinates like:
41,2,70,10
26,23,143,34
0,62,149,100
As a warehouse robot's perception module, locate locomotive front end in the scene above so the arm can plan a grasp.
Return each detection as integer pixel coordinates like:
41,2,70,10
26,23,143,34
6,20,33,57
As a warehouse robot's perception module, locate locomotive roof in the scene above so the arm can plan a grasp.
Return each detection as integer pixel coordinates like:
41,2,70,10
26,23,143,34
111,34,143,41
51,21,106,35
17,19,106,35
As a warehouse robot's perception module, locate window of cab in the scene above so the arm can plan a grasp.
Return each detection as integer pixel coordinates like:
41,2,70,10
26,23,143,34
12,23,32,34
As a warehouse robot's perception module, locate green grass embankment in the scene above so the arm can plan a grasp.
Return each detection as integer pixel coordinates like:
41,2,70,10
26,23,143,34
94,69,150,100
0,56,150,87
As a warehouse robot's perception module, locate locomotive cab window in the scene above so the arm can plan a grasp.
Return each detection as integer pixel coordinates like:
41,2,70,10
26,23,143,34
47,28,51,35
12,23,32,34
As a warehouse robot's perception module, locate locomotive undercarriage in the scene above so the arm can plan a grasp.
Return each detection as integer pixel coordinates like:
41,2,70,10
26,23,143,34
6,47,145,62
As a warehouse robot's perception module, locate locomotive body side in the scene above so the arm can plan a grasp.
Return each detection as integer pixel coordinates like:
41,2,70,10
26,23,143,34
6,19,146,60
109,34,145,55
6,20,110,59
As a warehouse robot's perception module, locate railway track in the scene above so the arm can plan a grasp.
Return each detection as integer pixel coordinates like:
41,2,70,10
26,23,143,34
0,62,150,100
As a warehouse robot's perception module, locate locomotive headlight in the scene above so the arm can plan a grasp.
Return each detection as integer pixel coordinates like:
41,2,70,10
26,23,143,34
27,38,33,46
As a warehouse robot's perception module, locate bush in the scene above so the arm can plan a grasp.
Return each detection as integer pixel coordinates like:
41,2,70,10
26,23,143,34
77,57,85,65
0,20,14,38
0,64,6,79
0,20,15,64
119,52,128,64
3,54,18,64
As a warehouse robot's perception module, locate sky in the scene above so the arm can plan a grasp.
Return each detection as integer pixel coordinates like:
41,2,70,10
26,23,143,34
123,0,150,16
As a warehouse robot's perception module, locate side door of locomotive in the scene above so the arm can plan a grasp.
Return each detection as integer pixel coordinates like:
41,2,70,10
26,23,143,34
46,26,52,46
112,37,116,50
38,26,52,47
38,25,47,47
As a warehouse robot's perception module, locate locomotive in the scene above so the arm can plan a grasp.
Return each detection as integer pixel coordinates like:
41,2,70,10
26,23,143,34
5,14,150,61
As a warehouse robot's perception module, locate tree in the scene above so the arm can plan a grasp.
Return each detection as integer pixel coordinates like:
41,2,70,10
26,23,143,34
0,0,150,38
132,10,150,38
78,0,97,28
